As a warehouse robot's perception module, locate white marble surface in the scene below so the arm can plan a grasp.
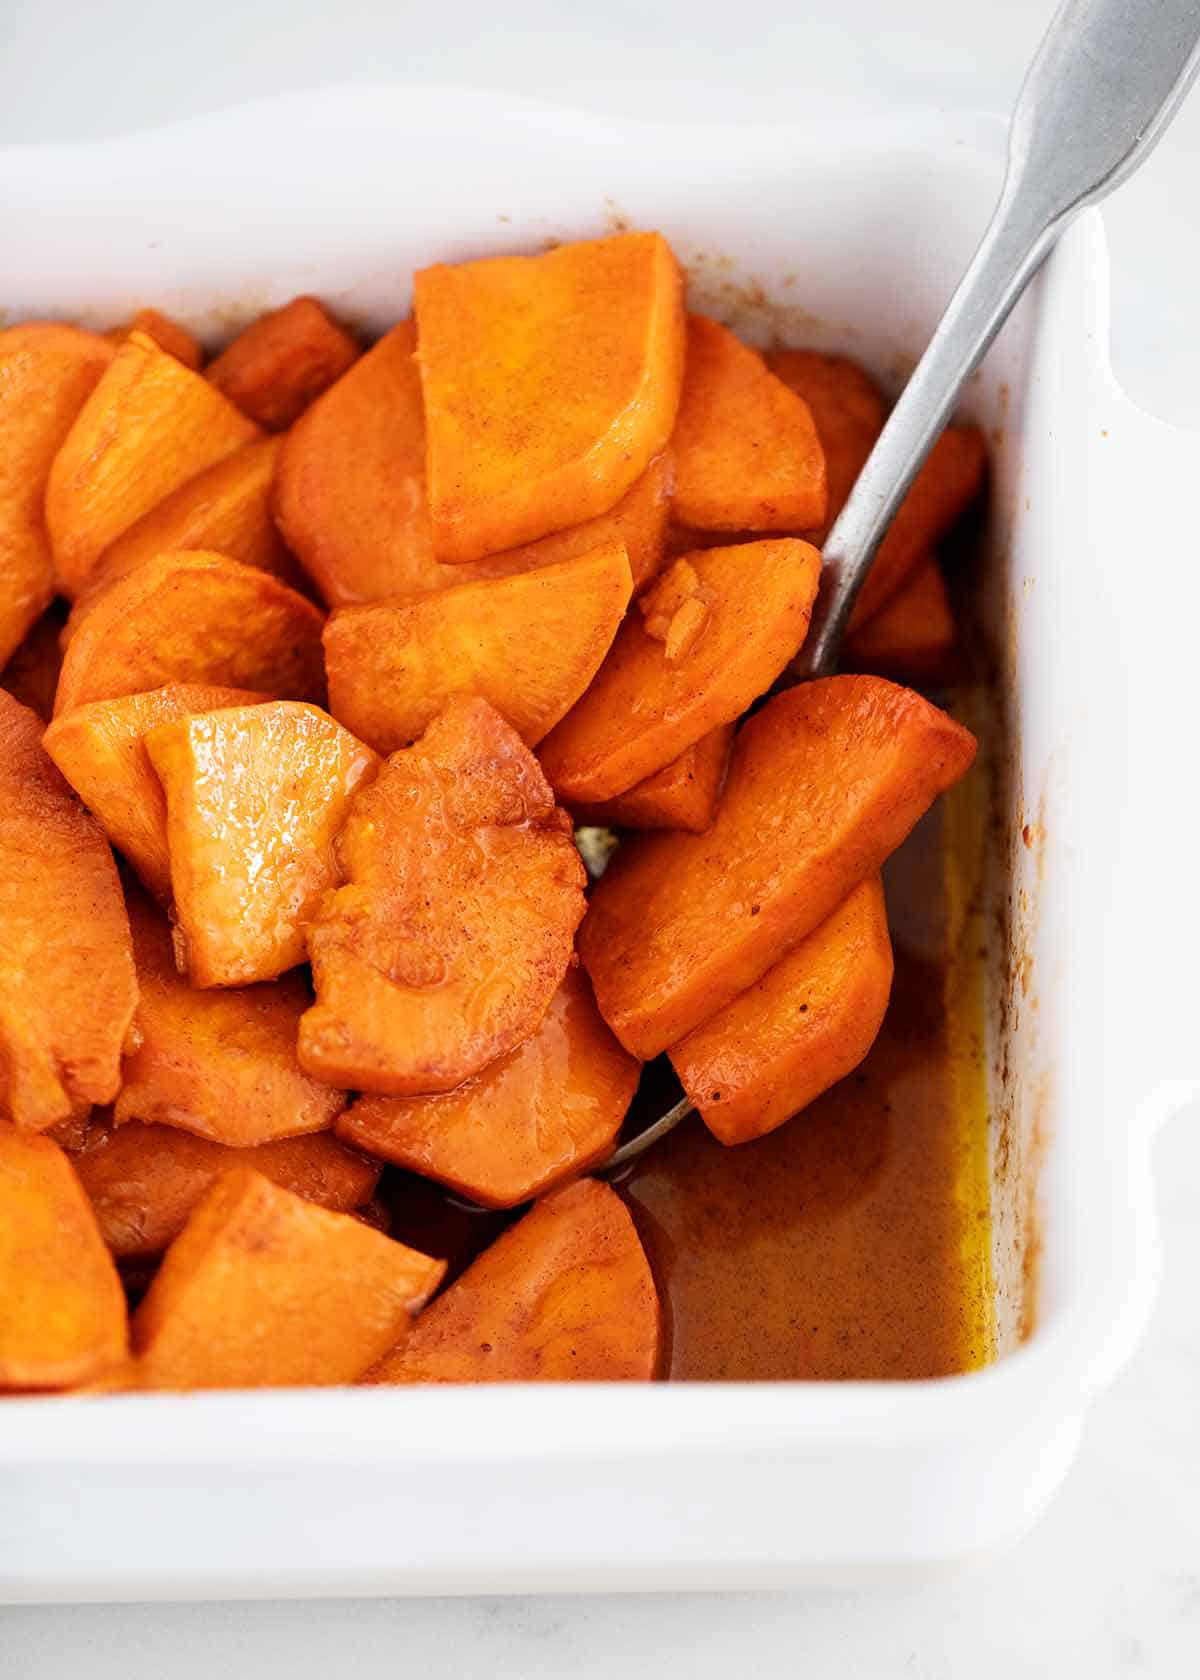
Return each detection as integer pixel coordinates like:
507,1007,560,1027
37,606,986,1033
3,1,1199,1671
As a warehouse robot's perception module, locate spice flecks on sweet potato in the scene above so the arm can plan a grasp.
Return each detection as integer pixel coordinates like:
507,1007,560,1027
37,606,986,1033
207,296,360,431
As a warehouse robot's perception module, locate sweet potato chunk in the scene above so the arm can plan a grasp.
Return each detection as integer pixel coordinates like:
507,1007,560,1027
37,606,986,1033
569,723,733,834
106,309,203,369
0,324,115,665
844,557,958,683
44,684,267,897
207,296,359,431
147,702,379,984
414,232,685,563
53,550,325,715
119,888,346,1146
0,1131,128,1389
580,676,976,1057
0,692,137,1131
300,697,586,1095
766,349,886,539
324,542,632,752
133,1167,444,1390
72,1115,380,1260
337,969,639,1208
1,603,67,720
669,877,894,1144
364,1179,658,1383
46,331,260,597
538,540,820,803
671,315,826,533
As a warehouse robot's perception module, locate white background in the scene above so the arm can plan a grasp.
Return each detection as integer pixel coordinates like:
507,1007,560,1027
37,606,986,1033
3,1,1199,1673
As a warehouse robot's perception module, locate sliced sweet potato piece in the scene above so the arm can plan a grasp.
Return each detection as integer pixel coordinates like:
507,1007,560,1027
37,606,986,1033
0,691,137,1131
53,550,325,716
415,231,685,564
844,556,958,683
0,324,115,665
147,701,379,985
72,1114,380,1260
766,349,886,539
43,683,268,897
570,723,733,834
1,603,67,720
580,675,977,1057
324,541,632,752
106,309,203,369
300,697,586,1096
0,1130,128,1389
132,1167,444,1390
337,968,639,1209
118,888,346,1146
46,331,260,597
671,315,826,533
364,1178,658,1383
669,876,894,1144
538,540,820,803
207,296,359,431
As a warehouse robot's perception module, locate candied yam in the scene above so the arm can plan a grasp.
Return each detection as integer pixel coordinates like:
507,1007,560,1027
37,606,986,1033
106,308,203,369
364,1179,659,1383
300,697,586,1096
43,683,267,898
844,557,958,683
0,1131,128,1389
337,969,639,1209
1,602,67,720
766,349,886,539
569,723,733,834
671,315,826,533
46,331,260,597
415,232,685,564
538,539,820,803
207,296,359,431
118,889,346,1146
669,877,894,1145
0,692,137,1131
53,550,325,715
72,1114,380,1260
132,1167,444,1390
580,676,976,1057
0,324,115,665
147,701,379,985
324,541,632,753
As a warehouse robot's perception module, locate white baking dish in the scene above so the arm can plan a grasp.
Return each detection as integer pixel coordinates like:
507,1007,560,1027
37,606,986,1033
1,86,1197,1602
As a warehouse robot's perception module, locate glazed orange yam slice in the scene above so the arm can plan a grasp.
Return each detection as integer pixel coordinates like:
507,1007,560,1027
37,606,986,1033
106,308,203,369
414,231,686,564
0,604,67,720
364,1179,659,1383
844,557,958,684
300,697,586,1096
570,723,734,834
580,676,977,1058
72,1115,380,1260
0,692,137,1132
44,684,267,898
324,541,633,753
147,702,379,985
669,876,894,1145
207,296,360,431
337,968,640,1209
46,331,261,597
53,550,325,716
538,540,820,804
766,349,886,539
133,1167,444,1390
0,324,115,666
118,888,346,1146
671,315,827,533
0,1132,128,1390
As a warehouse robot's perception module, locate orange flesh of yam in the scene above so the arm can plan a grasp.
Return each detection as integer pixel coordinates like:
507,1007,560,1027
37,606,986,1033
537,539,821,803
207,296,360,431
570,723,733,834
53,550,326,716
0,324,115,665
579,675,977,1058
414,232,685,564
43,683,268,898
106,309,203,369
765,348,886,540
324,540,633,752
147,701,379,985
1,604,67,720
669,876,894,1145
118,888,347,1146
0,691,137,1131
46,331,261,597
0,1131,128,1389
132,1167,444,1390
364,1178,659,1383
300,697,586,1096
844,556,958,683
337,968,640,1209
670,315,827,533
